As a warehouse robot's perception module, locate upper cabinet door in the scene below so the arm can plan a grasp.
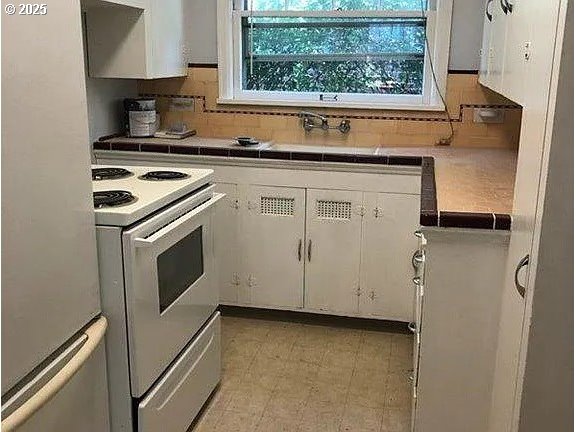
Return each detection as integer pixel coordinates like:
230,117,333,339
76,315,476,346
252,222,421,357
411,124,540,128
487,0,509,93
147,0,186,78
304,189,363,315
360,192,420,322
499,0,530,105
479,0,495,86
85,0,186,79
240,185,306,308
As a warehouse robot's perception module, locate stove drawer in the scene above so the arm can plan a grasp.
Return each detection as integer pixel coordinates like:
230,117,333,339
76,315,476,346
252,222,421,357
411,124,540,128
138,312,221,432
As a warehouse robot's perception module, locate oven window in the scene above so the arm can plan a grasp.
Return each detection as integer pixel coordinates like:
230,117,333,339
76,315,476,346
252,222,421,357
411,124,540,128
157,226,204,313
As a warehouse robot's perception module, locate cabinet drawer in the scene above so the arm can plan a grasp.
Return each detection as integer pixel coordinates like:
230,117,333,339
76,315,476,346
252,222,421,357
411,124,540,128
138,312,221,432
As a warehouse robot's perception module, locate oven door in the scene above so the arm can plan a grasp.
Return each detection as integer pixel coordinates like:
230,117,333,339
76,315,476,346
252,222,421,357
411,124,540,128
122,186,224,397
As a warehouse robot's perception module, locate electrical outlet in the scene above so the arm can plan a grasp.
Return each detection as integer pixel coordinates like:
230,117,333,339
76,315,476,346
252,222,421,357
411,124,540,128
473,108,504,124
169,97,195,112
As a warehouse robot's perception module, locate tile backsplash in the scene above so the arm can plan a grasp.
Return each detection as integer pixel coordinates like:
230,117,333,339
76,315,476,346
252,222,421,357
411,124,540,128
137,67,521,149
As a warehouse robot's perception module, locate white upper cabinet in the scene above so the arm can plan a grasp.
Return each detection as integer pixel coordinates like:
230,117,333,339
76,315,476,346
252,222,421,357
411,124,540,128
479,0,516,100
479,0,561,105
84,0,186,79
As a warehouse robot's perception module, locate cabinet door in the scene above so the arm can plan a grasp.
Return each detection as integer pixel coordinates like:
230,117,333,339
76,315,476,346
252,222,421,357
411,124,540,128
500,0,530,104
479,0,495,85
148,0,186,78
304,189,363,315
241,185,305,308
360,193,420,321
486,0,509,92
214,183,240,304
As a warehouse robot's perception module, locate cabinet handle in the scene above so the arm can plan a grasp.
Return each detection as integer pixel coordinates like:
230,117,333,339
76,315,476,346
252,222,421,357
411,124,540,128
307,239,312,262
485,0,494,21
514,254,529,298
412,250,424,269
412,276,421,285
408,322,416,333
499,0,511,14
298,239,302,261
414,230,423,238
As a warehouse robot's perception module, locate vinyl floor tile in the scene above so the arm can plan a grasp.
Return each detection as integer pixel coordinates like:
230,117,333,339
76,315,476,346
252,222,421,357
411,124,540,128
189,315,412,432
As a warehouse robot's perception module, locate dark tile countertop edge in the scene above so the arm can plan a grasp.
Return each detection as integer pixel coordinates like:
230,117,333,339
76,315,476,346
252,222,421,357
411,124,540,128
93,141,512,231
419,157,511,231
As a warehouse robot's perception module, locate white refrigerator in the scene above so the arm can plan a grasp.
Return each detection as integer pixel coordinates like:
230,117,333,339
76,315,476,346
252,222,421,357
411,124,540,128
1,1,110,430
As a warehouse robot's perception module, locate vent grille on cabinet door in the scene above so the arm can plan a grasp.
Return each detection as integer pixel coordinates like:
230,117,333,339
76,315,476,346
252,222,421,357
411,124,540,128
260,197,295,216
317,200,352,220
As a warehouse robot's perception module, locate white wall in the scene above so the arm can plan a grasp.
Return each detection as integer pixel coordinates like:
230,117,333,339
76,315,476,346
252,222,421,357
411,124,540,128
184,0,485,70
85,77,136,142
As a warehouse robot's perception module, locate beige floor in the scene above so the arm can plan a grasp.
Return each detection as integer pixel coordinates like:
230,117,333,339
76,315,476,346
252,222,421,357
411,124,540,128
189,315,413,432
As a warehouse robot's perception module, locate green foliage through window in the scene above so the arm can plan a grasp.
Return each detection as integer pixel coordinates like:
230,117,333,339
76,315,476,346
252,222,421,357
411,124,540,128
239,1,427,97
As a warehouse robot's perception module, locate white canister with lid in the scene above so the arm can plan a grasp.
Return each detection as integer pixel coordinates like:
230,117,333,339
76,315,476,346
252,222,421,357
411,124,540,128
124,98,157,137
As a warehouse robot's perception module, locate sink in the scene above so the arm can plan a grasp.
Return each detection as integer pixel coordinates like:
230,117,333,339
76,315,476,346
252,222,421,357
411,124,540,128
191,137,273,150
270,144,377,155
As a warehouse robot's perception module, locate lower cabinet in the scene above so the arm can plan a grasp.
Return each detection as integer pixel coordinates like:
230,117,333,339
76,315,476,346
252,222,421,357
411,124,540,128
304,189,363,315
359,192,420,321
214,183,240,304
214,182,419,321
240,185,306,308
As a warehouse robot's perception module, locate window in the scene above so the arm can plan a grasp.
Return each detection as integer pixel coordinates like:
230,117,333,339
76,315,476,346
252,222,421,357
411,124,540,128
217,0,453,110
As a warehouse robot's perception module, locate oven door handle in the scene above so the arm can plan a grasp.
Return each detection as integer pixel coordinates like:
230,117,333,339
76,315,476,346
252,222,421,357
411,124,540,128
134,193,225,248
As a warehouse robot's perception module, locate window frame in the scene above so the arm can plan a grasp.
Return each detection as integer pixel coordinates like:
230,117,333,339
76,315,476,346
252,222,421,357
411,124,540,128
217,0,453,111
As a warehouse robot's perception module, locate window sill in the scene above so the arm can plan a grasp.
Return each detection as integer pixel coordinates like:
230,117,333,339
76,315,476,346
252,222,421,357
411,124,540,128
216,97,446,112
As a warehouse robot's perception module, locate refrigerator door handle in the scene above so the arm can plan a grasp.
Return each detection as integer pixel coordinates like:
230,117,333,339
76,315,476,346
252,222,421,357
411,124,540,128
1,316,107,432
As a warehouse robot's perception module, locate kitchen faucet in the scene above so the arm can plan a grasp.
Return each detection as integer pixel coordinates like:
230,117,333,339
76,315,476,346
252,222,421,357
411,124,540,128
298,111,351,134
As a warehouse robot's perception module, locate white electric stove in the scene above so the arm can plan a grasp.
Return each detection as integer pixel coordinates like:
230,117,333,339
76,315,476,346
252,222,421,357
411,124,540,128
93,164,223,432
92,165,215,226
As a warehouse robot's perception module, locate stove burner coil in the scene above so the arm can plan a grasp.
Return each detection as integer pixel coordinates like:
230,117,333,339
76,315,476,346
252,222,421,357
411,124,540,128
139,171,190,181
92,167,133,181
93,190,136,208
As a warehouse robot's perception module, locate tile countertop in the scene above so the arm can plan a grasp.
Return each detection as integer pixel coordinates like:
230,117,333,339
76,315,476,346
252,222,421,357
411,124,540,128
94,136,517,230
377,147,517,215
